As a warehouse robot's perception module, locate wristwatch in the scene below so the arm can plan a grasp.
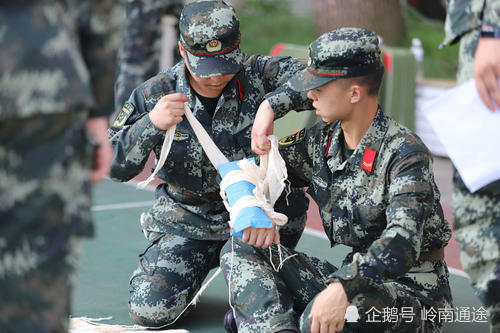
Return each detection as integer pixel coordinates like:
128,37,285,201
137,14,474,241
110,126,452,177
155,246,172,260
480,25,500,38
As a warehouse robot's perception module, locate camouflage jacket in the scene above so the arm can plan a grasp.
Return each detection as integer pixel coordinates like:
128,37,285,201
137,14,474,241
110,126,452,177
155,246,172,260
280,107,452,301
109,55,311,197
0,0,123,120
114,0,183,117
443,0,500,46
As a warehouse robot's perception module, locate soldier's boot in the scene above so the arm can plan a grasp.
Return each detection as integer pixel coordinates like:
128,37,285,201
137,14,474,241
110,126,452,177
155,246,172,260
224,309,237,333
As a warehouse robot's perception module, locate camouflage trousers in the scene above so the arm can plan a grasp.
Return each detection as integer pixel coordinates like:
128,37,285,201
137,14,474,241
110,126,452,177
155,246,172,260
128,187,308,327
0,111,93,333
453,171,500,333
220,239,449,333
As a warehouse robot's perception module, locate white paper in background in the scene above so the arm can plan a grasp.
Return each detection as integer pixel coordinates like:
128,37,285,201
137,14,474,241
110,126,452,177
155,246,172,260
423,79,500,193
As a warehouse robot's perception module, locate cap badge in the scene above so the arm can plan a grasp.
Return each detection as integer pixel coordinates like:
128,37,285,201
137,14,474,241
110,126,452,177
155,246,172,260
206,40,222,52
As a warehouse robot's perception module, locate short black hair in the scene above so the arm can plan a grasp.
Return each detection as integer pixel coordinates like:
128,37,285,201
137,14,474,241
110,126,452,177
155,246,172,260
338,66,385,96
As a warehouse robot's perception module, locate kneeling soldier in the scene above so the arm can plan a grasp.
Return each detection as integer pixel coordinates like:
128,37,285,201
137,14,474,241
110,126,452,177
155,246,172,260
221,27,453,333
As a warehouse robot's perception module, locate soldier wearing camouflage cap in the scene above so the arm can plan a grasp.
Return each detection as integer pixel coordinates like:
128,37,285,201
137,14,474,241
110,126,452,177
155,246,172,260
0,1,121,332
222,28,452,333
109,0,311,328
442,1,500,331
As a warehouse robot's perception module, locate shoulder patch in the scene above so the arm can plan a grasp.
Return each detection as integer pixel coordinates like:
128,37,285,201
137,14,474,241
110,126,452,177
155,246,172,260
173,131,191,142
312,175,328,189
278,128,306,146
113,102,134,127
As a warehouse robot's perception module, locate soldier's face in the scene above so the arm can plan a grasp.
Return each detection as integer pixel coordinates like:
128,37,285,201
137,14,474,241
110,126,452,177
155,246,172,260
187,70,235,98
179,43,235,98
307,80,352,122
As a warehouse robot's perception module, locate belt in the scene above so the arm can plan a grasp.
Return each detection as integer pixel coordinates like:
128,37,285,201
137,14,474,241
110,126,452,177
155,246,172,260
418,248,445,261
167,184,220,204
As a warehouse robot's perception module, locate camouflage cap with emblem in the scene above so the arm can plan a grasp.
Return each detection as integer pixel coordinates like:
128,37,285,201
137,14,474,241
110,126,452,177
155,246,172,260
179,0,243,78
287,27,383,91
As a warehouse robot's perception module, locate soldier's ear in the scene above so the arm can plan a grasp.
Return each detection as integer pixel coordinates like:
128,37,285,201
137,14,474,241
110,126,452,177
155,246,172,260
350,84,361,104
178,42,186,59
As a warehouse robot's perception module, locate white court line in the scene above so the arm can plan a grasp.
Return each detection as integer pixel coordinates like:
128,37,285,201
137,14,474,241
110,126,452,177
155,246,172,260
92,200,155,211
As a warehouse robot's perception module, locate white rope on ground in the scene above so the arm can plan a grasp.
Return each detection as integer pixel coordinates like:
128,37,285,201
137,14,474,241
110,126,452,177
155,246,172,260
69,316,189,332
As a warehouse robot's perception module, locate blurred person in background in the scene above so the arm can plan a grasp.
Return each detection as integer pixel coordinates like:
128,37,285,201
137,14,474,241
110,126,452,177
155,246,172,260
0,1,122,332
114,0,184,120
442,0,500,331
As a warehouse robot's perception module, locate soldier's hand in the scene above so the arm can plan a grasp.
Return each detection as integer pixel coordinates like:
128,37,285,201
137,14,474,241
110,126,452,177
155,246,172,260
241,226,279,248
149,92,189,130
474,38,500,111
251,99,275,155
309,282,349,333
87,117,112,184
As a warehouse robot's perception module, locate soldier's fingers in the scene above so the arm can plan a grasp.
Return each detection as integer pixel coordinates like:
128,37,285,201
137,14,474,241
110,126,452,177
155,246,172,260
164,92,189,102
475,74,495,111
258,230,273,249
310,317,320,333
251,136,271,155
242,229,250,243
161,100,186,112
273,230,280,245
248,229,258,246
320,322,329,333
253,230,264,248
336,319,345,332
171,116,184,125
251,142,268,156
483,70,500,110
264,231,274,248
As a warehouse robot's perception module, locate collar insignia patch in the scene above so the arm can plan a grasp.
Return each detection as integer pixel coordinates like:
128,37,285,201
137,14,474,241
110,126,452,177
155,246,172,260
361,148,376,172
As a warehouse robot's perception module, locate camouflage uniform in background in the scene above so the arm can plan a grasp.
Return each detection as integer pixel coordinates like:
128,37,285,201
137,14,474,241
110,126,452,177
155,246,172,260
109,0,311,327
220,29,453,333
114,0,184,119
442,0,500,331
0,1,121,332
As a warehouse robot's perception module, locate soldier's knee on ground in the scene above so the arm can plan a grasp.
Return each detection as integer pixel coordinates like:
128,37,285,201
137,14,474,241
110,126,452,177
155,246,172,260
129,277,192,327
128,240,192,326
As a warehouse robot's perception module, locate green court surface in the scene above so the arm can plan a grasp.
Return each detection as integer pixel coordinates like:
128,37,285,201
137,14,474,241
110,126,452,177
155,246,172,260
72,179,489,332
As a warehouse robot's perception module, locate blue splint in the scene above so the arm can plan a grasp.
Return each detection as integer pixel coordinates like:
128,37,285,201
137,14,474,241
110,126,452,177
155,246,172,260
218,158,273,237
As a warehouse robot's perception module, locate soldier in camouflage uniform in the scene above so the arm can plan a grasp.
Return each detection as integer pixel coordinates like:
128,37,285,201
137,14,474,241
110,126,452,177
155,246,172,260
222,28,453,333
442,1,500,331
114,0,184,120
0,1,119,332
108,0,311,327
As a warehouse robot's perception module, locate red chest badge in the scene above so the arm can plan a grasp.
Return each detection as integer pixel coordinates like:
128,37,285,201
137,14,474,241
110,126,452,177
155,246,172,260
361,148,376,172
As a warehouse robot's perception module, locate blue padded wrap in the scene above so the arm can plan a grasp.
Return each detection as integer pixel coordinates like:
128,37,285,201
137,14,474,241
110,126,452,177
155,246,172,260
218,159,273,237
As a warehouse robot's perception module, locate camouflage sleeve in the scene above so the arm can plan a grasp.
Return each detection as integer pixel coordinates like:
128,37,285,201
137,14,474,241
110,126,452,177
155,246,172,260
483,0,500,27
114,0,183,116
442,0,487,46
248,55,312,120
68,0,124,118
108,88,164,182
278,127,316,187
327,151,434,300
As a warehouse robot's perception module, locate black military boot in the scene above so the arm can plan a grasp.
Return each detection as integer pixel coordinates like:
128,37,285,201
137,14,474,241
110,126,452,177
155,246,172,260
224,309,238,333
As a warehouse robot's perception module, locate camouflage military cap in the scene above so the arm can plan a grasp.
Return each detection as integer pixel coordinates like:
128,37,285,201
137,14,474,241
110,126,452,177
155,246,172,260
288,27,383,91
179,0,243,78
